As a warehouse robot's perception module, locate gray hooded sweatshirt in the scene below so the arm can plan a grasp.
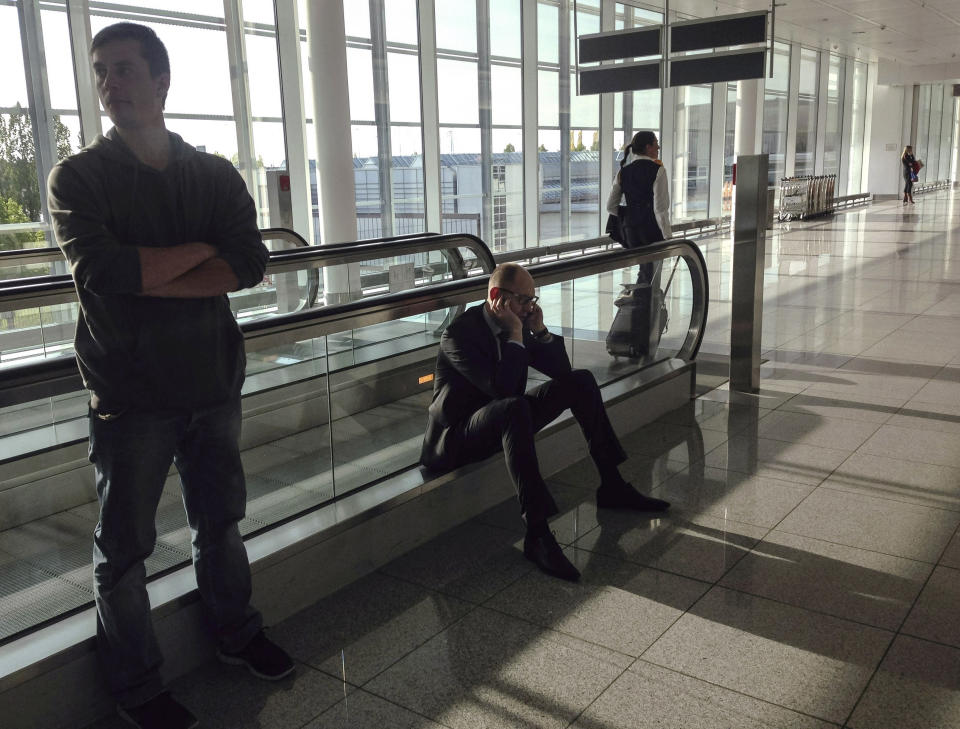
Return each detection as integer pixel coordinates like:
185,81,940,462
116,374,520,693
47,129,268,412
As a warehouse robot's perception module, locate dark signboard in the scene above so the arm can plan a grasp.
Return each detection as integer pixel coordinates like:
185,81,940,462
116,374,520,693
670,12,767,53
669,50,766,86
579,60,662,94
579,27,661,64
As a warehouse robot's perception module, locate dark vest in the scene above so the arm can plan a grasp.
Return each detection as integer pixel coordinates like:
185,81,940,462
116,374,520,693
619,158,663,245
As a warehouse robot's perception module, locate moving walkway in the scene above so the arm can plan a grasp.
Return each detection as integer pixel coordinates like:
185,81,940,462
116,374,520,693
0,231,707,728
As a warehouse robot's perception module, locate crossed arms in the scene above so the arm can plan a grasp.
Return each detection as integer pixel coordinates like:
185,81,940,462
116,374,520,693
47,159,267,299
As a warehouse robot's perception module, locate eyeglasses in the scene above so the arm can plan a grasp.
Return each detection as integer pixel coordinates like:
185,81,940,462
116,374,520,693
500,288,539,306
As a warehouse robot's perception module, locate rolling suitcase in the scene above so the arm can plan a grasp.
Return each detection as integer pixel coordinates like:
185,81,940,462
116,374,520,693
606,259,678,359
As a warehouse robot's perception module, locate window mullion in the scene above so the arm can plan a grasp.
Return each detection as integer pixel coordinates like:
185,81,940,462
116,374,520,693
17,0,58,232
66,0,102,147
559,0,570,241
521,0,538,247
477,0,493,244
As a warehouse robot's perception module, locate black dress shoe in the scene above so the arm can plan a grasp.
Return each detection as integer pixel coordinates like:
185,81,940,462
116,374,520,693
597,483,670,511
523,531,580,581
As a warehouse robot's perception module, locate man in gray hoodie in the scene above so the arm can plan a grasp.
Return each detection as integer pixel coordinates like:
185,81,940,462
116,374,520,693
47,23,291,729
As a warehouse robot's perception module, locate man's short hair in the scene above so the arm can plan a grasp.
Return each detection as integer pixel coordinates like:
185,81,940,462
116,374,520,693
91,22,170,79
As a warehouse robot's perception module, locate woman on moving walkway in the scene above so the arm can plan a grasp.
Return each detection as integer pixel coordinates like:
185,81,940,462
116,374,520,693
606,130,672,247
603,131,673,361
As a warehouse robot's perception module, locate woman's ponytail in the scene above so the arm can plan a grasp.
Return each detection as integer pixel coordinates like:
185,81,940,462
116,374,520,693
622,130,657,168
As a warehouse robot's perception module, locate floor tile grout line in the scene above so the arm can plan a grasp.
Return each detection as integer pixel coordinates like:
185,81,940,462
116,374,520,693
305,684,458,729
814,480,960,515
632,657,847,728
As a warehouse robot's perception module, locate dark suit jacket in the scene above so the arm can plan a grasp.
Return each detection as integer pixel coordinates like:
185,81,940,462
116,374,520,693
420,304,571,469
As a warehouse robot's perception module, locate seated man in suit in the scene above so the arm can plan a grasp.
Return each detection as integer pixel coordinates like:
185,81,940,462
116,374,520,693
420,263,669,581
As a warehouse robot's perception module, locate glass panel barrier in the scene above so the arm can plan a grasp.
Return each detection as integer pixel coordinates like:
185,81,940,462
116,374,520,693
0,239,707,643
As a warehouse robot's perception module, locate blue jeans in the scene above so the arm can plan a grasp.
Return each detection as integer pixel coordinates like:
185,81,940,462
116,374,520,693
89,396,262,708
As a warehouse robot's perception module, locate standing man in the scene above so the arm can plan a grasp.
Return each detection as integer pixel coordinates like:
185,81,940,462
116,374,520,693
421,263,670,582
47,23,292,729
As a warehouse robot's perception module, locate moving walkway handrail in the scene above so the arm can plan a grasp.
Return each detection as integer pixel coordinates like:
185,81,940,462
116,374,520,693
492,219,728,265
0,230,495,313
242,238,708,361
0,239,706,408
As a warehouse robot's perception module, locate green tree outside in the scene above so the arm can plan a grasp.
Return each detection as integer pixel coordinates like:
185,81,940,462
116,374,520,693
0,196,44,251
0,103,74,227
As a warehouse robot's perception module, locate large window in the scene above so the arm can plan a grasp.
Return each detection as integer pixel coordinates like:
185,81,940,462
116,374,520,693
762,41,790,185
822,54,844,177
2,3,900,258
913,84,959,184
345,0,425,241
846,60,868,195
721,82,737,213
672,84,711,220
1,1,81,252
570,0,601,241
489,0,524,250
794,48,819,176
916,85,931,182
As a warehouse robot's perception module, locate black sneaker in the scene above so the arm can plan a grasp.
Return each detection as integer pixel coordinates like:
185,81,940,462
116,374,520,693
217,630,295,680
118,692,198,729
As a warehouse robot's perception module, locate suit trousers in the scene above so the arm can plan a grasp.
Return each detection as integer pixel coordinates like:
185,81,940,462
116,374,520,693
447,369,627,525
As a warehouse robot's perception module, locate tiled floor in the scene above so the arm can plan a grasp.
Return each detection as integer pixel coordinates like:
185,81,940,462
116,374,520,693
86,191,960,728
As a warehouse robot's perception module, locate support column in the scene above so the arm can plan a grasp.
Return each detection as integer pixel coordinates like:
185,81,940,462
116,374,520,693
275,0,314,244
224,0,258,204
729,154,768,393
306,0,358,300
734,78,761,157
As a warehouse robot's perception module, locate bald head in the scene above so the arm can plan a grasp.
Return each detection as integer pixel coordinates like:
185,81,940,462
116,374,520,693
488,263,534,300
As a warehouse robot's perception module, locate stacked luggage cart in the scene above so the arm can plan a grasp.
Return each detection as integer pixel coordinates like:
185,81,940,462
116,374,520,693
777,174,836,221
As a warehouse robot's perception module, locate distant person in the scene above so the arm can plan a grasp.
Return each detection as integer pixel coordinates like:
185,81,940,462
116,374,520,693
420,263,670,583
47,22,292,729
901,145,917,205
